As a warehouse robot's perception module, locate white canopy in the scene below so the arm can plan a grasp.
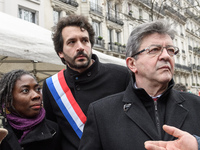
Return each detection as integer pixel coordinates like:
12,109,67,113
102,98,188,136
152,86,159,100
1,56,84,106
0,12,126,82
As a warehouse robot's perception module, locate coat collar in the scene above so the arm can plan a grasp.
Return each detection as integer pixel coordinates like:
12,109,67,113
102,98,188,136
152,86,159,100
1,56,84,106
65,54,100,84
4,119,56,147
122,77,188,140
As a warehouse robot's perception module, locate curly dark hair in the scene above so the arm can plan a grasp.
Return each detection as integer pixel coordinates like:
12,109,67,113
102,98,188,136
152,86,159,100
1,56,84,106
52,14,95,64
0,69,35,121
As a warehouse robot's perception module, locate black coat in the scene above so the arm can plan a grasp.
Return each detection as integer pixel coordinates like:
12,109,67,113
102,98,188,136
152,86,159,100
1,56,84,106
79,79,200,150
1,119,61,150
43,54,130,150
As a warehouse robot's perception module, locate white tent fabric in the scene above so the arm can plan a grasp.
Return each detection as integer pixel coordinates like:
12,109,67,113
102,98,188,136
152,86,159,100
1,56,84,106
0,12,126,66
0,12,126,82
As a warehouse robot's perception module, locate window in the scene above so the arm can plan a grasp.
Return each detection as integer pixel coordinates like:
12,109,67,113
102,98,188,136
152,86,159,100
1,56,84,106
107,1,112,15
149,14,153,21
128,3,132,12
115,3,120,18
181,42,184,50
19,7,37,24
189,55,192,63
180,25,183,35
53,10,60,26
90,0,99,11
108,28,113,44
139,8,143,19
198,57,200,65
116,32,121,44
92,21,101,37
108,28,113,51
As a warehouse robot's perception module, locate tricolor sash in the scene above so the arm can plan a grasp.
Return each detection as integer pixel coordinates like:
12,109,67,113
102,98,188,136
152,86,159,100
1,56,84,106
46,69,86,139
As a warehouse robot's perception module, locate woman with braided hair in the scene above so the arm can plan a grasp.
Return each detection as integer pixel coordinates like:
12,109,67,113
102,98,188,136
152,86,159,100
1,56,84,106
0,69,61,150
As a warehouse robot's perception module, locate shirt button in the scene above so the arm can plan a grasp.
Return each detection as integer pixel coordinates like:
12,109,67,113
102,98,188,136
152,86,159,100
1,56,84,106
76,85,80,90
87,72,91,76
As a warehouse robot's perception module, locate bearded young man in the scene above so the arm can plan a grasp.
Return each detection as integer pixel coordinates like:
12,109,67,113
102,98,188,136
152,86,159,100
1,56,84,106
42,15,130,150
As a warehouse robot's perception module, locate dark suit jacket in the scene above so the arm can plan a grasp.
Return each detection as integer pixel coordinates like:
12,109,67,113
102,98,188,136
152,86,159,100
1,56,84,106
43,54,130,150
79,79,200,150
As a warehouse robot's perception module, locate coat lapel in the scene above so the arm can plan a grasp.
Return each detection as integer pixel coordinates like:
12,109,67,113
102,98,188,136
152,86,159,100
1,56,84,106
122,81,188,141
124,101,161,140
122,84,160,140
163,92,188,140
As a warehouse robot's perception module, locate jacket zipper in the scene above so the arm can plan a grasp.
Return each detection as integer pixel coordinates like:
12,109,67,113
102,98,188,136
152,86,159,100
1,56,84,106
154,100,161,138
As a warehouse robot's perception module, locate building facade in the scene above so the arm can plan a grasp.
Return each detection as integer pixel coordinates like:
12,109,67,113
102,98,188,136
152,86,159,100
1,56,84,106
0,0,200,94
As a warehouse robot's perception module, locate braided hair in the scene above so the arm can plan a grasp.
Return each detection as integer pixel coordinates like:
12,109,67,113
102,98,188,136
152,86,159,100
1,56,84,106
0,69,35,125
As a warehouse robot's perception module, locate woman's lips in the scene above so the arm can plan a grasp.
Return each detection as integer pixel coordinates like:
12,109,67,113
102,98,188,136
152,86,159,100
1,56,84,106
31,104,41,109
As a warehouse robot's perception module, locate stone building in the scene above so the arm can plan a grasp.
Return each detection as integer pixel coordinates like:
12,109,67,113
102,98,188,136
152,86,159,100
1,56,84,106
0,0,200,94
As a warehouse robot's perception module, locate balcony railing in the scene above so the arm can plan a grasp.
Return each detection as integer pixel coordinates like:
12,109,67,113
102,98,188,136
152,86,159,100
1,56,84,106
94,37,105,48
164,4,187,22
59,0,78,7
188,45,192,50
197,65,200,71
108,42,126,54
90,2,103,16
136,0,167,16
193,64,197,70
193,47,200,54
185,9,196,18
175,63,192,72
107,13,124,26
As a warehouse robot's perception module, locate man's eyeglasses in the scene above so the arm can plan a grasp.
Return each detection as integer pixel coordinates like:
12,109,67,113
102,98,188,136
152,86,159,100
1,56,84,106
131,45,179,57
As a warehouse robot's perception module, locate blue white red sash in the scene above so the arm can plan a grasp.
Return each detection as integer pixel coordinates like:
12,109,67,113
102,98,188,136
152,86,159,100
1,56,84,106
46,69,86,139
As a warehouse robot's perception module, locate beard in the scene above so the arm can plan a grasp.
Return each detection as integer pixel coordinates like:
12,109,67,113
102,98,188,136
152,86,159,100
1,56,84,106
63,51,92,69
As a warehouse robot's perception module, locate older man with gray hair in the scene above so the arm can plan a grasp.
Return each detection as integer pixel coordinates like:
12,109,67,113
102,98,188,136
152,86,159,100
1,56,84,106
79,20,200,150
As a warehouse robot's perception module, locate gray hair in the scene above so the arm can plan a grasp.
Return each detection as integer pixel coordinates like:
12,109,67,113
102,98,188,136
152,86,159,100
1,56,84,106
126,20,176,59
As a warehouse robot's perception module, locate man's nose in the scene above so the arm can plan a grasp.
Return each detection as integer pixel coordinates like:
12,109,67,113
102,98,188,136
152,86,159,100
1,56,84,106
160,47,171,56
76,41,84,51
158,48,171,60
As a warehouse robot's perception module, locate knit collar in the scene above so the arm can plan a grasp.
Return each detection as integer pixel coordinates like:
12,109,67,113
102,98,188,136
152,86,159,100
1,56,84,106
6,108,45,143
123,76,175,104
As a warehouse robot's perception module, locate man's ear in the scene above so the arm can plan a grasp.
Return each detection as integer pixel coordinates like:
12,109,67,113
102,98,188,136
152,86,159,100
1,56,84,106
126,57,137,73
58,52,64,58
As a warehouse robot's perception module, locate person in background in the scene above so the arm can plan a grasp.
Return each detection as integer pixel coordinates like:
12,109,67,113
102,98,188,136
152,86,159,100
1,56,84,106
42,14,130,150
173,83,187,92
0,69,61,150
145,125,200,150
79,19,200,150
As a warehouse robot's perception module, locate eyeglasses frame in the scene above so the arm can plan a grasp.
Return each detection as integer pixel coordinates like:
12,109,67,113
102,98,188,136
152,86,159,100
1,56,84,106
131,45,179,57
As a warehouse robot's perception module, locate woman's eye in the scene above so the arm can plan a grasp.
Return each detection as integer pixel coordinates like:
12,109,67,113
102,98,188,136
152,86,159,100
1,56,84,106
36,87,41,92
22,89,29,93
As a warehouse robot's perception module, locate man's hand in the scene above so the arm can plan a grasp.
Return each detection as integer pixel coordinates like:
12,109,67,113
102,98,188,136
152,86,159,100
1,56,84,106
144,125,198,150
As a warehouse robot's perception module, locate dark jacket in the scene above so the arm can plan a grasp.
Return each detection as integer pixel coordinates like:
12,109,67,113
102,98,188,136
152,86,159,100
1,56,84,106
42,54,130,150
79,78,200,150
1,119,61,150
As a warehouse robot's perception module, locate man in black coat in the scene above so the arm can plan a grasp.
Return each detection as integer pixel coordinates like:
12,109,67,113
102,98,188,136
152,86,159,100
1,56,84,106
79,20,200,150
42,15,130,150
